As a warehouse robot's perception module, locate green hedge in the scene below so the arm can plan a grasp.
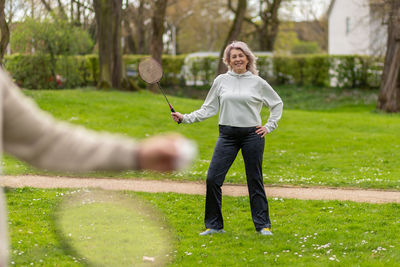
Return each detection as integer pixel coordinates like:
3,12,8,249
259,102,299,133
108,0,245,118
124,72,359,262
4,54,94,89
329,55,383,88
181,54,382,88
3,53,384,90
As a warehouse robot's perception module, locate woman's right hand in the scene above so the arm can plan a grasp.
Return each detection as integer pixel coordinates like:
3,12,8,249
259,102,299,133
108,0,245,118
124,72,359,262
171,112,183,123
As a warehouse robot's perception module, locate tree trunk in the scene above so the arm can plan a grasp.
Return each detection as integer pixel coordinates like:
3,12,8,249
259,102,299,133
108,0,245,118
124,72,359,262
93,0,125,89
259,20,279,51
135,0,148,54
122,4,137,54
123,23,137,54
258,0,282,51
151,0,168,63
112,0,123,89
216,0,247,75
149,0,168,92
377,0,400,112
0,0,9,66
94,0,113,88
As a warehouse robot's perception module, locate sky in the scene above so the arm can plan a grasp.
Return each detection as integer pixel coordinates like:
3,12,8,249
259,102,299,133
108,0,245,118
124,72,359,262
279,0,332,21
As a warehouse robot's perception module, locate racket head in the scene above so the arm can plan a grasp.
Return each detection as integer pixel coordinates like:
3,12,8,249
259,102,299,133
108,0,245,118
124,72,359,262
54,189,174,267
138,58,163,84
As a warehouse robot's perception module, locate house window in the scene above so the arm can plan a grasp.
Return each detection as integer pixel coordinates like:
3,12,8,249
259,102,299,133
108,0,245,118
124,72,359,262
346,17,350,35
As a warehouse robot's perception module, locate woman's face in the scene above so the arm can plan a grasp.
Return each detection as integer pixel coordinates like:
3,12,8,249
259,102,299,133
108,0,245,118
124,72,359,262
229,48,249,74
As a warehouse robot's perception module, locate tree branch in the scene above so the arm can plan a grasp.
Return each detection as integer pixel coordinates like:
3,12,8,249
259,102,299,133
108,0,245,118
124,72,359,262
40,0,52,12
227,0,235,12
72,0,94,12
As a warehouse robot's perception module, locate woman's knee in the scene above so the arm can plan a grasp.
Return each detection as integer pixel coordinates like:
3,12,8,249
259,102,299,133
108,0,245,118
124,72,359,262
206,175,223,187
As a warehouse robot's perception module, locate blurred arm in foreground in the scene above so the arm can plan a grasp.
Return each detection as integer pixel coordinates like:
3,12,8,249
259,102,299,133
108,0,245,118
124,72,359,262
0,68,188,266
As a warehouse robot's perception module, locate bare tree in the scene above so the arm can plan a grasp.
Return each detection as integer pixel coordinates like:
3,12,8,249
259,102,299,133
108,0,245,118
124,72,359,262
122,0,152,54
245,0,283,51
5,0,25,23
216,0,247,75
151,0,168,64
93,0,124,89
166,0,194,55
122,1,137,54
377,0,400,112
147,0,168,92
40,0,68,19
0,0,9,66
134,0,151,54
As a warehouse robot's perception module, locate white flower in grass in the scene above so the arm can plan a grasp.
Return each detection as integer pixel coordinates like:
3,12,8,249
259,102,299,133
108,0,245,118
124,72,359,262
316,243,331,250
142,256,155,262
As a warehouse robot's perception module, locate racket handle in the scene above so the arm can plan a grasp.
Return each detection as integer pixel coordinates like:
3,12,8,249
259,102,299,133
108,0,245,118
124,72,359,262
170,106,181,124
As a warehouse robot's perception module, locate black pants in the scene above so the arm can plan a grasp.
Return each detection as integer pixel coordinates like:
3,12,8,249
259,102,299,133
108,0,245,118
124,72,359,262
205,125,271,231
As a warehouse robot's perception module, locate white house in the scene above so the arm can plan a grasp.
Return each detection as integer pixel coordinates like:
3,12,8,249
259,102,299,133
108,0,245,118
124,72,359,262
328,0,387,56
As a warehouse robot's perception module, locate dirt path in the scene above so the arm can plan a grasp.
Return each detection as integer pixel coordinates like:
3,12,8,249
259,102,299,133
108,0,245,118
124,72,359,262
1,175,400,204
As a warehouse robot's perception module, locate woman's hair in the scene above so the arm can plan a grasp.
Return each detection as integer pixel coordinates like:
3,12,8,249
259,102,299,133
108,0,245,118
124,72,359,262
222,41,259,75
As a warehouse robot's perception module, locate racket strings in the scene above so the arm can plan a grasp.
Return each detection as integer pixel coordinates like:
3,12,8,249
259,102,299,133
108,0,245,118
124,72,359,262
138,58,163,84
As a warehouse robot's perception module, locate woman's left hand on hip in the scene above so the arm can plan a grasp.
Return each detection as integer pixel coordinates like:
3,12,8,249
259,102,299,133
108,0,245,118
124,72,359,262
255,126,268,138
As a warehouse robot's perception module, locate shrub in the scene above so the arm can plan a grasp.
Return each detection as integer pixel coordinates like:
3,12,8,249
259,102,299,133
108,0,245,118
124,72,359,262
161,55,186,86
291,41,321,55
10,18,94,56
3,54,384,90
4,54,53,89
329,55,383,88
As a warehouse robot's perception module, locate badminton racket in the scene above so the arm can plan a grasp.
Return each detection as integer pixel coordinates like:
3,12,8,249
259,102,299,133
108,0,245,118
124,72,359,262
138,58,181,124
55,189,173,267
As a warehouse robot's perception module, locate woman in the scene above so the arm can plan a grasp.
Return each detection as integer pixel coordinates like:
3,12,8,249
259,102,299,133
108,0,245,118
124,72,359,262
171,41,283,236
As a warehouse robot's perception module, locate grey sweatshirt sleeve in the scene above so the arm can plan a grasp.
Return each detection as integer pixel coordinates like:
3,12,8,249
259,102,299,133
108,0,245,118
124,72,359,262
182,76,221,124
1,70,139,172
260,79,283,133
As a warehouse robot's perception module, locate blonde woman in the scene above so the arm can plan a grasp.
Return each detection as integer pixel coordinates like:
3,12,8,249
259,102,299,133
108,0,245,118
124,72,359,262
172,41,283,236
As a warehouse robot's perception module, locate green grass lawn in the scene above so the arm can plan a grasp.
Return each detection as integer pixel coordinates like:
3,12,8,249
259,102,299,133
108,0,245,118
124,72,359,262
6,188,400,266
3,86,400,189
4,87,399,267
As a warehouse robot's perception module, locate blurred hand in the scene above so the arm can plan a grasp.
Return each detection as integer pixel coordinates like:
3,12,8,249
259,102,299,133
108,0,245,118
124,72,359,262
171,112,183,123
255,126,268,138
137,134,183,172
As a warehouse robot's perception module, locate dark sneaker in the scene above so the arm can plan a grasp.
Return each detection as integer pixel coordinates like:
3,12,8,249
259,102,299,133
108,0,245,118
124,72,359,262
258,228,273,236
199,228,226,236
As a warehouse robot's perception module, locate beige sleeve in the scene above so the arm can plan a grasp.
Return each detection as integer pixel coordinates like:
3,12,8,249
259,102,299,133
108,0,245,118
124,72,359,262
1,70,139,172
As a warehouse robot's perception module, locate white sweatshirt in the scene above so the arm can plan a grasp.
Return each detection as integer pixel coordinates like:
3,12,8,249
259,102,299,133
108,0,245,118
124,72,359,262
182,71,283,133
